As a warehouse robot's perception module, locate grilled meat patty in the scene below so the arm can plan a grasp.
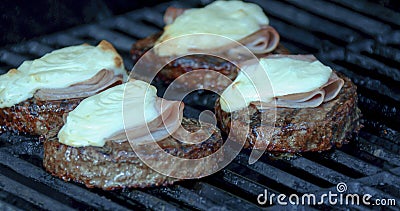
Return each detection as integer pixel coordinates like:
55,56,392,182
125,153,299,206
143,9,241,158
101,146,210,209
0,83,123,137
0,98,83,137
130,33,289,91
215,74,362,152
43,118,223,190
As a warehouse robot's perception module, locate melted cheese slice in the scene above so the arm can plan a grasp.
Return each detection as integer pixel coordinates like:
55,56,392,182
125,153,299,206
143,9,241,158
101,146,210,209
220,57,332,112
0,41,127,108
58,80,160,147
155,0,269,56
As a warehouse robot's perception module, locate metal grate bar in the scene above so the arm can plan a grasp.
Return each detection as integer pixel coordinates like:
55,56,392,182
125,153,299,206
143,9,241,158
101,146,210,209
357,95,400,129
348,40,400,69
126,8,165,29
268,17,327,53
360,131,400,155
185,182,261,210
38,33,86,49
357,137,400,167
345,51,400,82
367,123,400,146
317,58,400,103
390,167,400,177
0,149,128,210
288,0,392,37
251,0,362,44
377,30,400,45
305,150,382,177
67,25,135,52
335,149,387,175
235,154,321,193
120,190,180,211
330,0,400,27
9,41,53,58
145,185,223,211
207,167,284,206
100,16,159,40
0,199,23,211
288,157,352,184
0,174,74,210
0,50,29,67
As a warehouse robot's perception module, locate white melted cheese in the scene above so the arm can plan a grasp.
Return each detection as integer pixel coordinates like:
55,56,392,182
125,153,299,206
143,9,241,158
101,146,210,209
58,80,160,147
0,42,127,108
220,57,332,112
155,0,269,56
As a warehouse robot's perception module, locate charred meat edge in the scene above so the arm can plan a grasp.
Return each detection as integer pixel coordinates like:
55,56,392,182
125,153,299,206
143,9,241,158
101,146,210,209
43,118,224,190
215,74,362,152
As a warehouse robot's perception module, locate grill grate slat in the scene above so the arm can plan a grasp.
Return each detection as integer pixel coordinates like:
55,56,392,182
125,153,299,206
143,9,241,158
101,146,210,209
288,157,352,185
317,58,400,103
9,41,54,58
205,169,275,206
0,50,29,67
251,0,363,44
235,154,321,193
183,182,261,210
39,33,86,49
121,190,181,211
304,150,382,177
145,185,223,211
346,51,400,82
288,0,392,37
0,190,40,211
0,173,74,210
330,0,400,27
360,131,400,155
0,148,129,210
357,137,400,168
100,16,159,40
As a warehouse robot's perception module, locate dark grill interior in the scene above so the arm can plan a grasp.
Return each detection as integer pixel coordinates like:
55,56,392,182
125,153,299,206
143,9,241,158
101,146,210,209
1,0,399,210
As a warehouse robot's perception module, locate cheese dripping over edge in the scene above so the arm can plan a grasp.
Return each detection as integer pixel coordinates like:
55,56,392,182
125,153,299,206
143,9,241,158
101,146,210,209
155,0,269,56
0,40,127,108
220,56,333,112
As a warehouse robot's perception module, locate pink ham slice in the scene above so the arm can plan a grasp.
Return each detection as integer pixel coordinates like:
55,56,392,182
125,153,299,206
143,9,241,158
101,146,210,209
162,6,280,54
250,54,344,108
34,69,124,101
164,7,187,25
108,98,184,145
238,25,280,54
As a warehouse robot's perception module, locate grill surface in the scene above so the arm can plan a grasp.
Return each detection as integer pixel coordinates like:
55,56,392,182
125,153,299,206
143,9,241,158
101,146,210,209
1,0,400,210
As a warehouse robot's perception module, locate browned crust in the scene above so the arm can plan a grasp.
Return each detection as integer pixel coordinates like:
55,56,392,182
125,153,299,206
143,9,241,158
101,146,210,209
98,40,124,68
215,74,362,153
130,32,289,91
0,97,83,137
0,71,124,137
43,118,224,190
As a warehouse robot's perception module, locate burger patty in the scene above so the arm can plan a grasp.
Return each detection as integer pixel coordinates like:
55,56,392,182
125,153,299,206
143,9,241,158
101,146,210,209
215,74,362,152
43,118,224,190
130,33,289,91
0,74,123,137
0,98,83,137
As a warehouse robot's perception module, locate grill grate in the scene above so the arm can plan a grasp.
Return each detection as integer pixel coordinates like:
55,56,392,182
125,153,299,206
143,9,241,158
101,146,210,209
1,0,400,210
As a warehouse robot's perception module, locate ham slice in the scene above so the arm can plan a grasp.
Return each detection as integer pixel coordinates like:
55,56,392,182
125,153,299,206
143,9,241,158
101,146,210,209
108,98,184,145
250,54,344,109
238,25,280,54
34,69,123,101
162,6,280,55
164,7,187,25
